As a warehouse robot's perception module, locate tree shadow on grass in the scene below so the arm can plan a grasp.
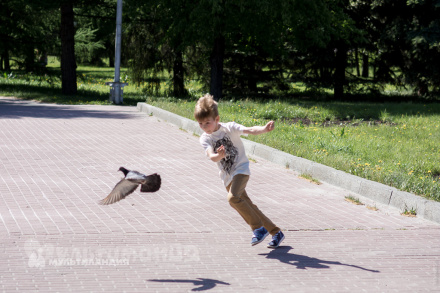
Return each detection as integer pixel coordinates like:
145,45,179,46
0,83,146,106
148,278,230,291
259,246,379,273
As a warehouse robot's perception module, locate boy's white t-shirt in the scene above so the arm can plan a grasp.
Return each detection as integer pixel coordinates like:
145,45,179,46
200,122,250,187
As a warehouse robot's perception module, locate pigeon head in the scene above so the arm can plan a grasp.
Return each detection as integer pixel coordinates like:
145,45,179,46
118,167,129,176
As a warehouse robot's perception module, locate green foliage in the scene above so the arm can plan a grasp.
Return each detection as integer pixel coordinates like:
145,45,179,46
0,0,60,71
74,1,116,66
3,0,440,97
368,0,440,93
75,28,105,64
122,0,335,97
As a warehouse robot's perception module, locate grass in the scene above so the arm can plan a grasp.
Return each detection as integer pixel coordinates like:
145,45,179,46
401,205,417,217
345,195,364,205
367,205,379,211
1,61,440,202
0,57,148,105
299,174,321,185
248,156,257,163
146,97,440,202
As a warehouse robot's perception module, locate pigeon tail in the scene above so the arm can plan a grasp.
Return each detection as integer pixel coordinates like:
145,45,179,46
140,174,161,193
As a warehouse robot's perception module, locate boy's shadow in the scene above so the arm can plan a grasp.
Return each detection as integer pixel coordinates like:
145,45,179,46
259,246,379,273
149,278,230,291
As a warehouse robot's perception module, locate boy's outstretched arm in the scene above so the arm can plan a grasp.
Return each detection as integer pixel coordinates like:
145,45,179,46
243,121,275,135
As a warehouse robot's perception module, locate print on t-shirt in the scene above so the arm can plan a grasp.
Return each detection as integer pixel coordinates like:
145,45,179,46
213,135,238,175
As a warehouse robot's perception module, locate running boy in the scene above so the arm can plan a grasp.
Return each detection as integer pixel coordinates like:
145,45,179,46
194,94,284,248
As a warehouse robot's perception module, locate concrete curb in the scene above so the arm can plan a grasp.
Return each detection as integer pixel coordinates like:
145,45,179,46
137,102,440,224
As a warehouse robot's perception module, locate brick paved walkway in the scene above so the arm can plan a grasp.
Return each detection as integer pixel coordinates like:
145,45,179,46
1,96,439,292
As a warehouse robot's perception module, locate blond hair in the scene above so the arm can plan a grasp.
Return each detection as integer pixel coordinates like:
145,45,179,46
194,93,219,121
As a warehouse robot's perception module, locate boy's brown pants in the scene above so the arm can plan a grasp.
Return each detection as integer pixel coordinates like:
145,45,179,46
226,174,280,235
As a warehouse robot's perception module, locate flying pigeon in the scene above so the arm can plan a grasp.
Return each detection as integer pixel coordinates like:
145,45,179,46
99,167,161,205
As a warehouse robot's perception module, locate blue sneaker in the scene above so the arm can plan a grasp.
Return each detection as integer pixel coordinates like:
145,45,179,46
267,231,285,248
251,227,269,246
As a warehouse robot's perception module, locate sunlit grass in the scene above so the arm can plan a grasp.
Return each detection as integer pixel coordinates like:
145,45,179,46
145,97,440,202
345,195,364,205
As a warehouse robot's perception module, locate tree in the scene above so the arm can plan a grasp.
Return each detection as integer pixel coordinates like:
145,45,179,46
74,28,105,65
187,0,333,100
351,0,440,95
60,0,115,94
397,0,440,94
283,0,366,99
74,0,117,66
60,2,77,95
0,1,59,72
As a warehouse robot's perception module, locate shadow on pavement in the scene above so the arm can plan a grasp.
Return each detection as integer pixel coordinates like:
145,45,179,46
148,278,230,291
0,98,134,120
259,246,380,273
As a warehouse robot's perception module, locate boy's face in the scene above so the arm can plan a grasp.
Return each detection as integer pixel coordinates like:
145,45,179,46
198,116,220,134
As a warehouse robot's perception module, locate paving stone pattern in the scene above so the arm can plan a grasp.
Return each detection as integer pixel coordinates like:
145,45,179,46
1,96,439,292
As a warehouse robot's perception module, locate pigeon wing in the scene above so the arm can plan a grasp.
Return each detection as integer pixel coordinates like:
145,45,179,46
99,179,139,205
140,173,161,193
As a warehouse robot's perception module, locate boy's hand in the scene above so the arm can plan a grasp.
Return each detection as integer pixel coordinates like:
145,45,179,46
208,145,226,162
243,121,275,135
265,121,275,133
216,145,226,159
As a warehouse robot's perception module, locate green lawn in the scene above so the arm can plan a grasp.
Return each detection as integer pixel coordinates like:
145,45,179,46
146,97,440,202
0,59,149,105
1,63,439,201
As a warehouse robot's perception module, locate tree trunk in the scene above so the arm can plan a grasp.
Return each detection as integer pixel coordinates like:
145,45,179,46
362,52,369,78
334,42,348,99
0,48,11,71
25,45,35,72
355,48,360,77
173,50,187,97
210,35,225,102
172,52,185,96
108,47,114,68
4,50,10,71
60,3,77,95
245,55,257,93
